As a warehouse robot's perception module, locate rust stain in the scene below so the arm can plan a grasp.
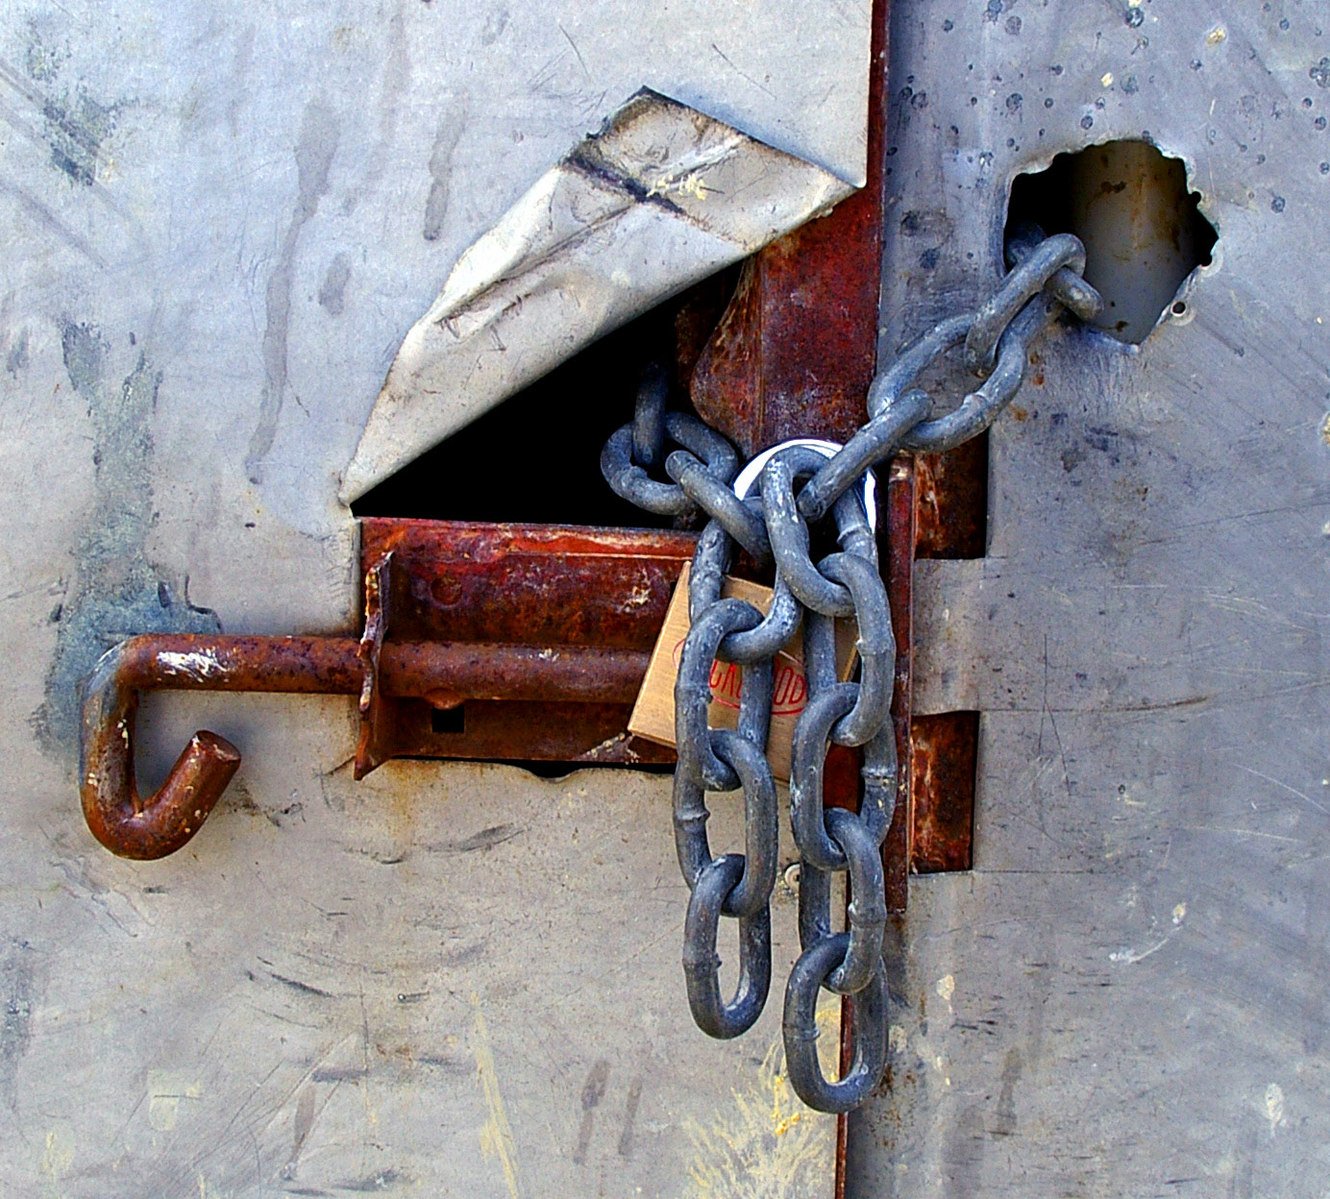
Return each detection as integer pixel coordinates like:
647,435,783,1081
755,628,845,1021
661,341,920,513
909,712,978,874
914,438,987,561
882,457,917,916
360,519,695,650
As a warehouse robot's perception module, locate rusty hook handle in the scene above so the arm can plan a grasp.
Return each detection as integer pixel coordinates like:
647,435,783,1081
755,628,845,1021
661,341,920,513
79,634,364,861
81,639,242,861
79,632,654,859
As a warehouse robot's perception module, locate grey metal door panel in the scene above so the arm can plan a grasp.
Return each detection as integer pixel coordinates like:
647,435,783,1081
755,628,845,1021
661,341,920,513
13,756,835,1196
0,4,871,1194
850,3,1330,1194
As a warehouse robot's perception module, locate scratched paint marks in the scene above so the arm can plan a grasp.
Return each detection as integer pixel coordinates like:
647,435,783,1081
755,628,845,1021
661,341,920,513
39,1125,74,1197
525,19,606,122
39,84,121,187
284,1081,319,1180
471,997,523,1199
571,1058,610,1166
0,938,36,1109
244,101,340,484
0,20,114,264
561,1056,644,1178
146,1070,204,1132
423,97,470,243
1263,1082,1286,1138
617,1076,643,1158
318,252,352,316
0,176,106,267
0,19,124,187
1109,889,1191,965
682,1001,839,1198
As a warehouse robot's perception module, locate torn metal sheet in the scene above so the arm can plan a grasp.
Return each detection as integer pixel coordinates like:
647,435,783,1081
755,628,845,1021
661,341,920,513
341,89,856,502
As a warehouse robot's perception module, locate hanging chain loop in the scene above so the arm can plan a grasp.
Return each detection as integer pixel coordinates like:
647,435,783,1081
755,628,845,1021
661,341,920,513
601,364,739,515
602,226,1101,1113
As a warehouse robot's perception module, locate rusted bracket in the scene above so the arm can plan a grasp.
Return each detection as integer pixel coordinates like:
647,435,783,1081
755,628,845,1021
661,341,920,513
354,520,694,766
80,521,694,860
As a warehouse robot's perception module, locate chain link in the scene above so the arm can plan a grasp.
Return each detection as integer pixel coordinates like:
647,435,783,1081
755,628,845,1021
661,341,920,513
601,365,739,516
602,227,1101,1113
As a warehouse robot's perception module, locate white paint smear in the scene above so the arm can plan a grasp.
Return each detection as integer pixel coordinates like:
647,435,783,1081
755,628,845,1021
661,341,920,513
157,650,225,682
1264,1083,1285,1137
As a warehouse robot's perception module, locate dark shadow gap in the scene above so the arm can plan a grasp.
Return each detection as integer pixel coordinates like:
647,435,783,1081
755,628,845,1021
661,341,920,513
352,269,739,526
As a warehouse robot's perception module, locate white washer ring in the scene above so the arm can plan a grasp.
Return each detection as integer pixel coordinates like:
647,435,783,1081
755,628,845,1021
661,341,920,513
732,438,878,535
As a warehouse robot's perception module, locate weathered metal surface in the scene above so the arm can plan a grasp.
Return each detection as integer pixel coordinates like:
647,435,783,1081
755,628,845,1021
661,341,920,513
0,3,878,1193
846,3,1330,1195
906,433,987,881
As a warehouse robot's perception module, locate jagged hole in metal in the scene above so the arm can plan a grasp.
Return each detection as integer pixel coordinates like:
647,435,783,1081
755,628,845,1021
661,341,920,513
1006,140,1216,344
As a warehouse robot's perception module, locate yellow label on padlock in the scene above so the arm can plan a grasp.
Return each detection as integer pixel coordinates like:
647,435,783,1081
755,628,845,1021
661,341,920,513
628,563,858,783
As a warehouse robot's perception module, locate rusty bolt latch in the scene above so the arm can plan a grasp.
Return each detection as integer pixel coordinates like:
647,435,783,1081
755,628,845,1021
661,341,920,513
80,523,699,860
79,629,649,860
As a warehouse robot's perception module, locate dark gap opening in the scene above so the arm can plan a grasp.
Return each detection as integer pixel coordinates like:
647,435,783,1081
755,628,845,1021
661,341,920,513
1006,139,1217,344
914,435,989,560
499,759,678,780
430,706,465,735
352,268,739,525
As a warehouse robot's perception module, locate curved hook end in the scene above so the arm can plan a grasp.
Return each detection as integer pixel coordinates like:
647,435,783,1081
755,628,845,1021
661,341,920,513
83,726,241,860
80,640,242,859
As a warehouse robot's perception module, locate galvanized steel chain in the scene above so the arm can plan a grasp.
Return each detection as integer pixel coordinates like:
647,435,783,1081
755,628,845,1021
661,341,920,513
602,224,1102,1113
